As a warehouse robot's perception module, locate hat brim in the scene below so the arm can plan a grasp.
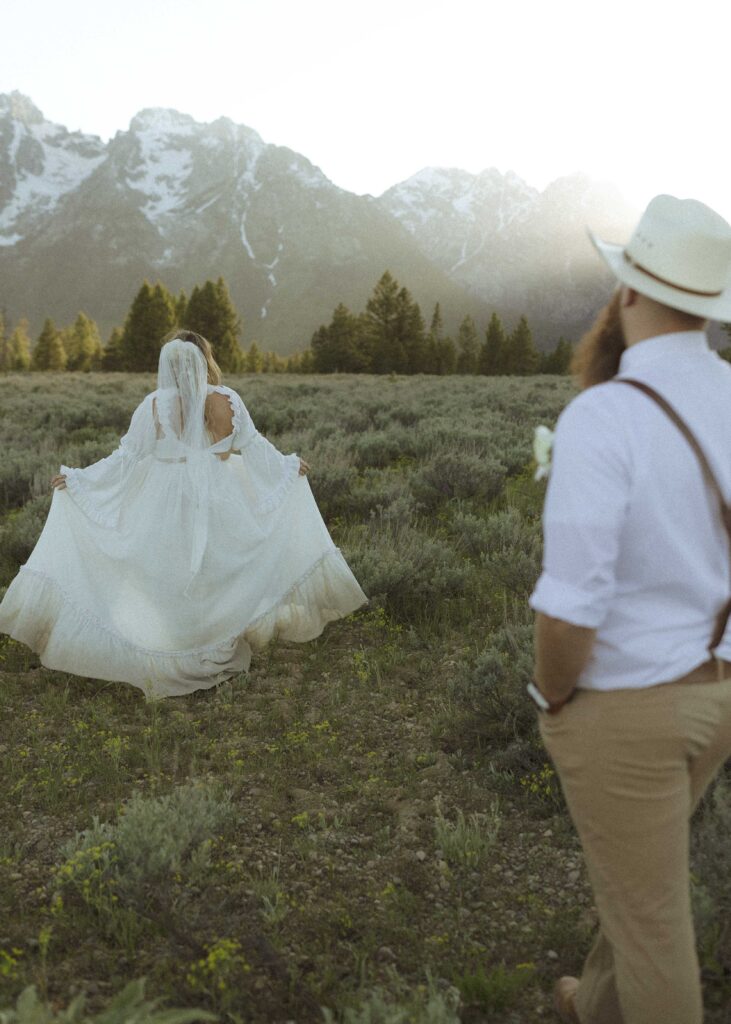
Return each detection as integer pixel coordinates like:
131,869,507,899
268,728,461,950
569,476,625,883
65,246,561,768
588,230,731,322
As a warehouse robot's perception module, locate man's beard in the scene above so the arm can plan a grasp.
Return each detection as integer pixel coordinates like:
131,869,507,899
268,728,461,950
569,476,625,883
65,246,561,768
571,290,626,389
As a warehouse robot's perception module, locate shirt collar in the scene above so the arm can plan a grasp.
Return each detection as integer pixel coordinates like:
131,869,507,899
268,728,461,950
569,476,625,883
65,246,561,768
618,331,710,375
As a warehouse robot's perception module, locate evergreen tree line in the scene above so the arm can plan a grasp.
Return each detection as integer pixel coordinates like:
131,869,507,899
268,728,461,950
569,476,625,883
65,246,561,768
310,271,573,375
0,310,104,372
0,278,310,375
1,269,580,377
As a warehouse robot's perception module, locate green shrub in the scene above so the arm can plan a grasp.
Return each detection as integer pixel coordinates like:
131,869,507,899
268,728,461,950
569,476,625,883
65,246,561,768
411,452,506,511
433,797,501,868
307,440,359,521
343,522,470,623
348,471,417,521
466,508,542,598
322,974,460,1024
56,783,232,911
0,497,51,585
449,625,543,772
351,431,409,470
691,779,731,982
0,978,213,1024
455,963,535,1013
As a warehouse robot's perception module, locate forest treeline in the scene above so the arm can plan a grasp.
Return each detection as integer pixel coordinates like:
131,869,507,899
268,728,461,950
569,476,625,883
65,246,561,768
0,271,573,376
310,271,571,375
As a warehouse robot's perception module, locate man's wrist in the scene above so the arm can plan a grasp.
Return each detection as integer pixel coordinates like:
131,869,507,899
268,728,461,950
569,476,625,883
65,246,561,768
527,680,575,714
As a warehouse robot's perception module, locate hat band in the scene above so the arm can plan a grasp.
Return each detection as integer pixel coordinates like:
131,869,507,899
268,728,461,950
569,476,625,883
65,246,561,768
623,251,723,298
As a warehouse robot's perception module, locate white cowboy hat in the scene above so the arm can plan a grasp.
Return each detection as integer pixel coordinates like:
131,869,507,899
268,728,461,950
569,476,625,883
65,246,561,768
589,194,731,321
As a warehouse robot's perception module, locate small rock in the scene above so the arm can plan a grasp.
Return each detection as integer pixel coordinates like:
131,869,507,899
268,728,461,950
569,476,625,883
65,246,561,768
568,869,581,883
415,849,427,862
376,946,396,963
547,949,559,960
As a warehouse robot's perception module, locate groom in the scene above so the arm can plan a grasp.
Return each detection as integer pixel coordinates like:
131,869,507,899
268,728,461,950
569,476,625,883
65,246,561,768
529,194,731,1023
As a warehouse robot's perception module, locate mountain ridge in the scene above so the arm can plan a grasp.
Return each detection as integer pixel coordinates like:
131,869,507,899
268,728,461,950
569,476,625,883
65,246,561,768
0,91,633,353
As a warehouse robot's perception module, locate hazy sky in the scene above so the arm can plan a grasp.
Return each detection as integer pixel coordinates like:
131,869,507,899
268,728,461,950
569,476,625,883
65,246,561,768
4,0,730,219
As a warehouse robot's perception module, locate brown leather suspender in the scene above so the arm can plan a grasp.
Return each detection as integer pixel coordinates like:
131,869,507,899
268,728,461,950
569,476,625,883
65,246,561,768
615,377,731,654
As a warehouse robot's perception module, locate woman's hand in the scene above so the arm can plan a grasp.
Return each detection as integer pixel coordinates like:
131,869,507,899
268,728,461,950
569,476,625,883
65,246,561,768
298,459,310,477
51,474,67,490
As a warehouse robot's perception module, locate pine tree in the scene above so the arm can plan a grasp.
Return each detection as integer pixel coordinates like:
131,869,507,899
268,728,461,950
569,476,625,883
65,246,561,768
422,303,444,374
311,303,368,372
285,351,314,373
541,337,573,374
430,302,444,338
364,271,404,373
65,312,103,371
396,288,426,372
245,342,263,373
300,350,315,372
262,351,286,373
505,315,539,375
456,315,479,374
33,318,67,370
479,312,506,375
175,290,187,324
434,336,457,374
1,318,32,371
120,281,177,371
363,273,427,374
0,312,11,372
102,327,126,371
185,278,244,372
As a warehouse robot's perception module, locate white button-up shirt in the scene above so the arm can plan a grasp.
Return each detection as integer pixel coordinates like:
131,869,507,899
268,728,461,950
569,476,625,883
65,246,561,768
530,330,731,690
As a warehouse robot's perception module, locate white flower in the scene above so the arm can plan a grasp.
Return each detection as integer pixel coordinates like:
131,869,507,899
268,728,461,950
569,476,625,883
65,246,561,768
533,425,555,481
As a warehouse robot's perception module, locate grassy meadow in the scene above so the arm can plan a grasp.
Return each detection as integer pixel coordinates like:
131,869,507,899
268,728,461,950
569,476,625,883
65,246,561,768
0,372,729,1023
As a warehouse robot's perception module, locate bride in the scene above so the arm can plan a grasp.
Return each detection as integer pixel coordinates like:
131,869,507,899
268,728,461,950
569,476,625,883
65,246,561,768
0,331,367,697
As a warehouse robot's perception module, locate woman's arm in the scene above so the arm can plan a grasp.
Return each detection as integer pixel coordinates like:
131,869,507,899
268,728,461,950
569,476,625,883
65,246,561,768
226,388,309,506
53,395,155,525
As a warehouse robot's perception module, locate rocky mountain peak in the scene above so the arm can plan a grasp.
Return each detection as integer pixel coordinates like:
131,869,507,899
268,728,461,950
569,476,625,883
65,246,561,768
0,91,44,126
0,93,638,351
128,107,198,136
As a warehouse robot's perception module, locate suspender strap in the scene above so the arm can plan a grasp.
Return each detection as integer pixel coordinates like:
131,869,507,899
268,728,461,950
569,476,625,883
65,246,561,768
615,377,731,653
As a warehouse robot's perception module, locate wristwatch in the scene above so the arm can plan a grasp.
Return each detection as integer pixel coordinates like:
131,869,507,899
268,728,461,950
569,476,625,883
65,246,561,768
526,681,572,715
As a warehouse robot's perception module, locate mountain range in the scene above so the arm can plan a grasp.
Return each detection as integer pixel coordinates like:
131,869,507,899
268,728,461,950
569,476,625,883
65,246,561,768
0,91,636,353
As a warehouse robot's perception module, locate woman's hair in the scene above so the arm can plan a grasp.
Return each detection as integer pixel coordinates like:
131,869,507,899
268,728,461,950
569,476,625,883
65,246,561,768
570,290,625,390
163,329,222,385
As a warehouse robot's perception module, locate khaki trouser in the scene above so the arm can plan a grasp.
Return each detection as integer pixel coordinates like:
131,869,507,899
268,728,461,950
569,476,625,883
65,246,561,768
540,672,731,1024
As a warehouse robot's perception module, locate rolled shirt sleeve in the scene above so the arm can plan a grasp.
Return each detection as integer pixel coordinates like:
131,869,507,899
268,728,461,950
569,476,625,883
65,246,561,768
530,388,632,628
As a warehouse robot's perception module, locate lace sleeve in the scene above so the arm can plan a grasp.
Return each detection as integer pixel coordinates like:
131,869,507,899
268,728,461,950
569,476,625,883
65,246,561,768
59,395,155,528
228,389,301,515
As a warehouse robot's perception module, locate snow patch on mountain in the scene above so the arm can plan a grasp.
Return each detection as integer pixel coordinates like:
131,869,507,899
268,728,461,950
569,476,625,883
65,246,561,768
0,108,105,237
240,214,255,260
288,157,329,190
126,111,197,222
131,139,193,221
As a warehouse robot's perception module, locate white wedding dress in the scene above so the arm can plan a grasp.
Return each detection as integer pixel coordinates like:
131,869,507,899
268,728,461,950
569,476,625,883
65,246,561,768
0,341,367,697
